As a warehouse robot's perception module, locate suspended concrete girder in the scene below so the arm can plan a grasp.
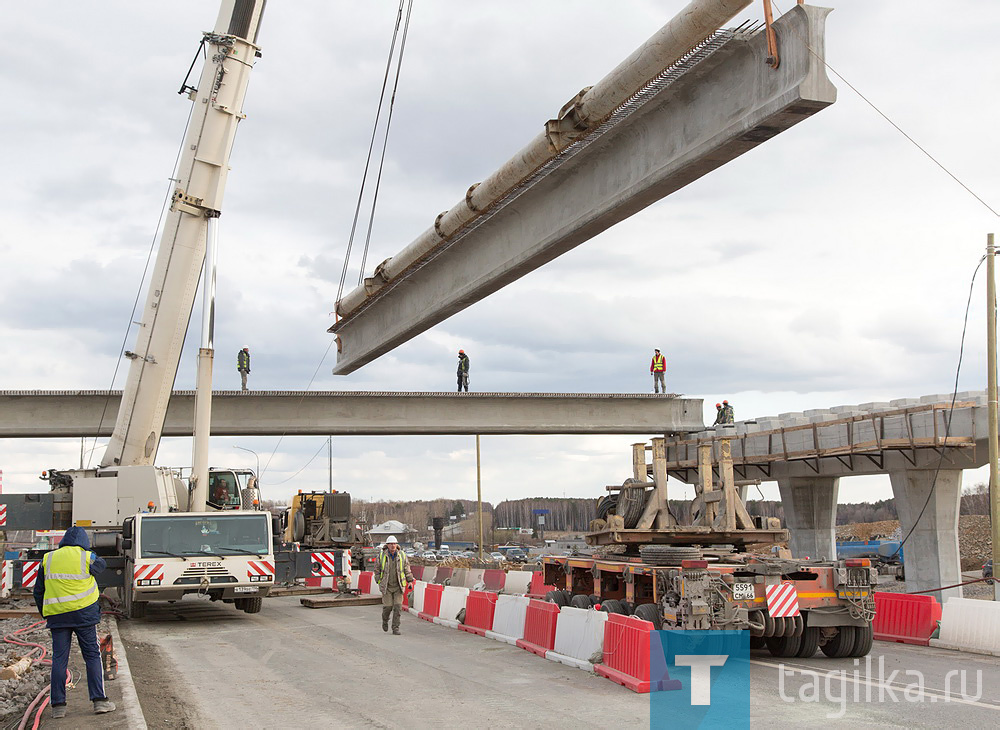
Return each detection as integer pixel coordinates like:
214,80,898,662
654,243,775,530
330,5,836,373
0,391,703,437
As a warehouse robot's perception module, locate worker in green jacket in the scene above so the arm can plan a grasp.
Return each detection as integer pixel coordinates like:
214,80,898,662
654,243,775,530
377,536,414,635
457,350,470,392
237,348,251,391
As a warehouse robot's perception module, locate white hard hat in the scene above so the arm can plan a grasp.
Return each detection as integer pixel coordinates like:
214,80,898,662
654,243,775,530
385,535,398,544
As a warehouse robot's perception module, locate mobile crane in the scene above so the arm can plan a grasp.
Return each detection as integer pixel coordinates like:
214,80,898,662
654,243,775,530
7,1,307,618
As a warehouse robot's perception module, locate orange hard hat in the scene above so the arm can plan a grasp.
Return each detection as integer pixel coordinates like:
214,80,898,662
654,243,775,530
715,403,721,408
723,400,729,405
458,349,465,354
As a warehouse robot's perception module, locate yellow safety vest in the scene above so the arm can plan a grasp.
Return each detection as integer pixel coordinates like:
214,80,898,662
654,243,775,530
379,550,408,588
652,354,666,372
42,546,99,616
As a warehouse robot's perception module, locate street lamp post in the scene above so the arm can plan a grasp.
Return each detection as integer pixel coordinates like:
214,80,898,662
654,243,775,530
233,445,260,480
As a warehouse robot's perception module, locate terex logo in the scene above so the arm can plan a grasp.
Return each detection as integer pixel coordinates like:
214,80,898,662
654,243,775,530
650,630,750,728
189,561,222,568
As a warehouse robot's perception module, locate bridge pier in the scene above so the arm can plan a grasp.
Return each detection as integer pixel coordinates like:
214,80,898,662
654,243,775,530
777,477,839,561
888,469,963,601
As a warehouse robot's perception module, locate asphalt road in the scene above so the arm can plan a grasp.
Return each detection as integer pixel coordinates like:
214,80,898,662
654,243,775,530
117,596,1000,729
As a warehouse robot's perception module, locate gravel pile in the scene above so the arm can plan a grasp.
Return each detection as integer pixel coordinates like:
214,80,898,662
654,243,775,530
836,516,993,571
0,614,50,726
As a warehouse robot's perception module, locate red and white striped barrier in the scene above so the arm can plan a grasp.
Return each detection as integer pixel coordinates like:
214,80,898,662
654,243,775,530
485,595,530,645
20,560,40,589
434,586,470,629
546,606,608,671
0,561,12,598
0,504,7,526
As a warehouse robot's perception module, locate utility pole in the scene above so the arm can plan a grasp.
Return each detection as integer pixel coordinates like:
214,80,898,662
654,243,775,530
988,233,999,602
476,435,483,560
328,436,333,495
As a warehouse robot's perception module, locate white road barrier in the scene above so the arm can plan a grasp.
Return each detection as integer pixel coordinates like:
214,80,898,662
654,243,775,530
434,586,470,629
461,569,485,588
422,566,438,584
485,595,530,645
545,606,608,672
503,571,532,595
409,580,427,616
931,597,1000,656
451,569,469,588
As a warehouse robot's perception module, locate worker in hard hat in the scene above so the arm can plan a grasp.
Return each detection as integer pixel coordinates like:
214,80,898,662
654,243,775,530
713,403,725,425
377,536,414,635
722,400,735,424
237,347,251,391
33,526,116,718
457,349,470,392
650,348,666,393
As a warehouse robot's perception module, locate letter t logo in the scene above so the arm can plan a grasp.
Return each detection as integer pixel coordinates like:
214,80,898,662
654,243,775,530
675,655,728,705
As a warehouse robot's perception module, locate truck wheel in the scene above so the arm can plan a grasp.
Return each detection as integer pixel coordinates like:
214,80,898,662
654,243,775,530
242,597,263,614
545,591,567,607
749,636,766,650
850,624,874,657
598,599,627,614
130,600,147,619
234,598,246,611
589,594,601,606
570,594,592,609
633,603,662,630
820,626,856,658
766,634,802,657
796,627,820,658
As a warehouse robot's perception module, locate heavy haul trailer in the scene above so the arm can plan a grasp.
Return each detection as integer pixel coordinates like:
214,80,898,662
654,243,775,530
544,435,878,658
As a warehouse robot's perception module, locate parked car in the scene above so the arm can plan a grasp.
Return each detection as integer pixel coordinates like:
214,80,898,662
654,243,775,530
421,551,438,561
437,549,453,559
489,552,505,562
505,549,528,563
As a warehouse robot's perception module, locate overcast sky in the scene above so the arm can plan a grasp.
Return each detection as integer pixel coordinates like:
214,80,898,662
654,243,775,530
2,1,998,508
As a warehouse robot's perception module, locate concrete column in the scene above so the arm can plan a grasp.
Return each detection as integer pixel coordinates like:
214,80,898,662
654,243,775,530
777,477,839,561
889,469,963,601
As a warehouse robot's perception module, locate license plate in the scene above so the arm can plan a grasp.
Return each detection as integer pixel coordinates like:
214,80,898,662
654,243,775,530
732,582,755,600
234,586,259,594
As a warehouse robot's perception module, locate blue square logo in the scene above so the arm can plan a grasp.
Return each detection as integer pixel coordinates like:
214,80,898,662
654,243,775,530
650,630,751,729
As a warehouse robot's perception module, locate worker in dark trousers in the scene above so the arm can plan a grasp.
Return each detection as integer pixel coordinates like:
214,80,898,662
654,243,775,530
33,526,116,718
650,348,666,393
721,400,735,424
713,403,725,425
457,349,470,392
237,347,251,391
377,536,414,635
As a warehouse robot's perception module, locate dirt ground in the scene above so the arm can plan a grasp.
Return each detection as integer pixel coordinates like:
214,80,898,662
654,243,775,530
836,514,993,571
117,635,207,729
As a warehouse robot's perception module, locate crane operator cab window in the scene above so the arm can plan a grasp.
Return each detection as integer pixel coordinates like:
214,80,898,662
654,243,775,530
208,472,240,509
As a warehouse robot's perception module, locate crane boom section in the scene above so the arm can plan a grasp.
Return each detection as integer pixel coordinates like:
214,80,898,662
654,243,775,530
100,0,265,468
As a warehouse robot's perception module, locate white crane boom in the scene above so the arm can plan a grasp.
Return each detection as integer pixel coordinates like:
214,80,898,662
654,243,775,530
100,0,265,469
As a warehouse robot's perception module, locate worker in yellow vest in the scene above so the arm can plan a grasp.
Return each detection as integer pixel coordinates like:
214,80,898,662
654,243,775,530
33,526,116,718
650,348,667,393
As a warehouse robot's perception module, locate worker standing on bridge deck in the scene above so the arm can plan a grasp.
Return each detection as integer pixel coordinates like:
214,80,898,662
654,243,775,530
722,399,734,424
238,347,251,391
713,403,725,425
457,349,470,392
650,348,666,393
377,536,414,635
34,526,116,718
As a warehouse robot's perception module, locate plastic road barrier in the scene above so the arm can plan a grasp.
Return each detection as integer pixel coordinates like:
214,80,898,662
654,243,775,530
873,592,941,646
516,599,561,657
421,566,438,584
528,571,555,598
434,567,453,585
402,582,413,609
485,595,530,645
483,569,506,592
596,614,681,693
411,565,425,581
459,591,499,636
419,584,444,622
356,571,374,594
931,597,1000,656
434,586,470,629
409,580,427,615
461,568,485,588
451,569,469,588
0,561,11,599
504,571,533,595
546,606,609,671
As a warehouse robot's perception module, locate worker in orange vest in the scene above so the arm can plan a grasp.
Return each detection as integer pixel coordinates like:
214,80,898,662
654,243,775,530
650,348,666,393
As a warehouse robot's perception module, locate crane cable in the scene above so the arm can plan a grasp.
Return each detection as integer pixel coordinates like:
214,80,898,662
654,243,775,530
336,0,414,305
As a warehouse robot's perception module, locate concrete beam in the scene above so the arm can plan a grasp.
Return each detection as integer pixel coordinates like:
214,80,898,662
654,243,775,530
889,469,964,601
330,5,835,373
777,476,839,561
0,391,703,437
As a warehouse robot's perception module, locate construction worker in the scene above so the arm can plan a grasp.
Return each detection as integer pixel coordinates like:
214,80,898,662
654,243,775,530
237,347,251,391
33,526,116,718
457,349,470,392
376,536,414,635
722,399,735,424
650,348,666,393
713,403,725,425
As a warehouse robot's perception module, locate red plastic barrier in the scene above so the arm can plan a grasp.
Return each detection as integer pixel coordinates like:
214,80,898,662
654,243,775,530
356,571,374,594
434,567,453,585
873,592,942,646
527,571,555,598
419,584,444,621
411,565,425,581
516,599,561,657
483,569,506,592
459,591,499,636
402,582,413,608
596,614,681,693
